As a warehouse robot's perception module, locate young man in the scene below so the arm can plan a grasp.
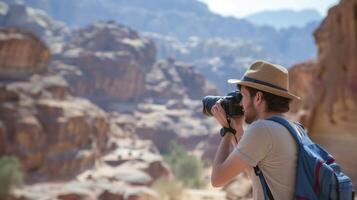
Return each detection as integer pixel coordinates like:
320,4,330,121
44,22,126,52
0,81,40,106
210,60,301,199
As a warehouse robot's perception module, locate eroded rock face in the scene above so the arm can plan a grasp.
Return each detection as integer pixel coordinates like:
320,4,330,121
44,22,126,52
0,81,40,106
70,22,156,71
52,50,146,103
52,21,217,111
0,28,110,181
11,139,166,200
288,61,317,115
0,28,50,79
289,0,357,186
52,21,156,105
146,58,217,101
0,75,110,181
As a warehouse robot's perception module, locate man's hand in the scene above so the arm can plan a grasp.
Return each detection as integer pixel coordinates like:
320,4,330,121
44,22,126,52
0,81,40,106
211,100,244,133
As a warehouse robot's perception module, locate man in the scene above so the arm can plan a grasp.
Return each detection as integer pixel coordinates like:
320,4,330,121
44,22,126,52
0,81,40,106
210,60,301,200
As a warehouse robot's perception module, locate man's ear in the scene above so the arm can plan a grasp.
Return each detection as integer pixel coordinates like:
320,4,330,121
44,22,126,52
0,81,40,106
254,91,263,105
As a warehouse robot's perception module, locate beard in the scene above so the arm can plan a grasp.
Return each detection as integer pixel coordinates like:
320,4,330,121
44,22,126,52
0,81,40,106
244,101,258,124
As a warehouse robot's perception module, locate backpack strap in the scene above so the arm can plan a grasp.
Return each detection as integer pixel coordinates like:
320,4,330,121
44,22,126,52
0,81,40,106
254,165,275,200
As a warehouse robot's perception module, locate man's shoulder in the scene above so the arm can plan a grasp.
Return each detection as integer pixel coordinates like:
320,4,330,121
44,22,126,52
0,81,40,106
245,119,270,136
247,119,272,130
246,118,288,135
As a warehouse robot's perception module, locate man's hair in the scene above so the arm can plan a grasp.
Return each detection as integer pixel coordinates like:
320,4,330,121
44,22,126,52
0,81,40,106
239,85,291,113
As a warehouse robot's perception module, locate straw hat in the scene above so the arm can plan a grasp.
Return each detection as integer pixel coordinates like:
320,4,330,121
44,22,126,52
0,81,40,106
228,60,300,100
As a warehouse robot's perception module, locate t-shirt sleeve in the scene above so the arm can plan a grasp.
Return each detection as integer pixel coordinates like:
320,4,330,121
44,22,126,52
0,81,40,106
233,120,273,167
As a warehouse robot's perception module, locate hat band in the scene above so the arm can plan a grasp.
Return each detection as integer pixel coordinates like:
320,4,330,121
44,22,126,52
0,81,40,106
242,76,287,92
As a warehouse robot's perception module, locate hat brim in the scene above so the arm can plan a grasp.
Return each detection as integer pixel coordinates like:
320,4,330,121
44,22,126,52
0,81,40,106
228,79,301,100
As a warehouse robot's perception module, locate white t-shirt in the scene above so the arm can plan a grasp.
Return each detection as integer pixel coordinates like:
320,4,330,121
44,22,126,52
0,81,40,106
233,119,298,200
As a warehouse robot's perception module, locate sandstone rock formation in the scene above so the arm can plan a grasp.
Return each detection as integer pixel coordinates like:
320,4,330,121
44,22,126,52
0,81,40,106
0,26,177,200
0,73,111,183
2,2,221,158
0,28,110,182
0,28,50,79
146,58,217,101
289,0,357,186
0,2,70,53
70,22,156,71
51,21,156,106
288,61,317,115
23,0,319,70
0,5,230,198
12,138,170,200
52,21,217,109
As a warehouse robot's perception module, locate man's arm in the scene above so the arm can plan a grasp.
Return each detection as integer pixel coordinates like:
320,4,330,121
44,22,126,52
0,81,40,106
210,101,249,187
211,130,249,187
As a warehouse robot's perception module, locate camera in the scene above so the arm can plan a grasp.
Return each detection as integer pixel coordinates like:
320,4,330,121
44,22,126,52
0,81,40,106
202,91,244,117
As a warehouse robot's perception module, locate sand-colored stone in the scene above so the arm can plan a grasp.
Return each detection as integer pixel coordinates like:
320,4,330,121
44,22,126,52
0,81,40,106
0,28,50,78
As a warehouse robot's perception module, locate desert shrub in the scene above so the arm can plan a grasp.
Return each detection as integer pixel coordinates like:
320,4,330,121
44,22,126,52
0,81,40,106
0,156,23,198
164,141,205,189
152,178,183,200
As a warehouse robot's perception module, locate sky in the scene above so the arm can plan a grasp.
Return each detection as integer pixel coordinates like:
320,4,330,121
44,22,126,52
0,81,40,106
198,0,340,18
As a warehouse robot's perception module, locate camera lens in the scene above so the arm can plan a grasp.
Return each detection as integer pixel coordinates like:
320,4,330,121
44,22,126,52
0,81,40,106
202,96,223,116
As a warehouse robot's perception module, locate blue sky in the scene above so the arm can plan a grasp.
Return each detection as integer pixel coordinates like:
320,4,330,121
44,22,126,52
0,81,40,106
198,0,339,17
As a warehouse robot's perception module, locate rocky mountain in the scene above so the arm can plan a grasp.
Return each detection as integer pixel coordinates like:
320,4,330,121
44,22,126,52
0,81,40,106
0,2,248,199
51,21,156,105
145,33,264,92
0,26,175,200
1,0,319,95
145,21,318,92
1,0,219,156
22,0,257,39
20,0,318,71
289,0,357,187
245,9,322,29
50,21,218,153
51,20,217,105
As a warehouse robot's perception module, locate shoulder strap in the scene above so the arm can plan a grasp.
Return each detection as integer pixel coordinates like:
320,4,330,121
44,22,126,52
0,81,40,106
254,166,275,200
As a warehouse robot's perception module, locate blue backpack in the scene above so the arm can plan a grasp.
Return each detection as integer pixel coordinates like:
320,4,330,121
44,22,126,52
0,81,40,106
253,116,354,200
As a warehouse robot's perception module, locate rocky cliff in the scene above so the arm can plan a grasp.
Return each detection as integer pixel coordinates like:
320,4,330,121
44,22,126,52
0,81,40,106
0,28,50,79
0,27,173,200
20,0,320,94
1,0,220,158
289,0,357,186
0,27,110,182
50,21,218,155
52,21,216,106
50,21,155,105
0,4,229,198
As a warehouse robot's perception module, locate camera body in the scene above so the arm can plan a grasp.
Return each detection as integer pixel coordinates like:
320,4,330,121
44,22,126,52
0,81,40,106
202,91,244,117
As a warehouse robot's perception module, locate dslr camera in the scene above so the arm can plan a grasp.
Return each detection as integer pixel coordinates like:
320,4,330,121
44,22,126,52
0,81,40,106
202,91,244,117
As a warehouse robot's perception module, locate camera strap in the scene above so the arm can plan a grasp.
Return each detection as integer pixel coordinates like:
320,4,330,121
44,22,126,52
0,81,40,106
226,116,239,144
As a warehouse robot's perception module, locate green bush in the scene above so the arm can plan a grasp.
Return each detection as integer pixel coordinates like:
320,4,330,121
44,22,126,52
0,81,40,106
0,156,23,198
164,141,205,189
152,178,183,200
